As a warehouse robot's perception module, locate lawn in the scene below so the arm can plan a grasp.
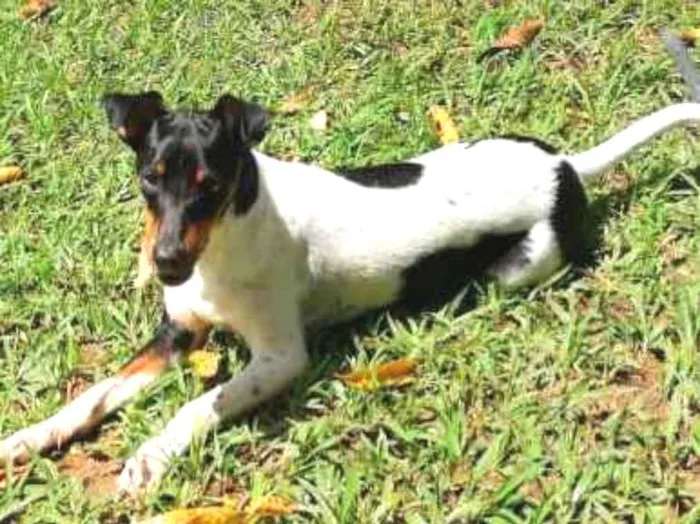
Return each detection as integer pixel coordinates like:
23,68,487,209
1,0,699,522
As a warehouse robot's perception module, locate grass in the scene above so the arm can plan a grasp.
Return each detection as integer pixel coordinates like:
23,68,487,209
0,0,699,521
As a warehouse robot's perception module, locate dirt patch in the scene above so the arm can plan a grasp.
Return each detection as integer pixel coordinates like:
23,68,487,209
586,353,668,424
58,448,121,497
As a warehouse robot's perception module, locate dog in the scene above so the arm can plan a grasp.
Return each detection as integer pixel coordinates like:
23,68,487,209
1,37,698,494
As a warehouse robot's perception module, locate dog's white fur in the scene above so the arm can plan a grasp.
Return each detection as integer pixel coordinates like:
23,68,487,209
2,102,699,493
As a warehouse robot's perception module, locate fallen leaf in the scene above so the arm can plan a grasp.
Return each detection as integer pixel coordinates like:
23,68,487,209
478,18,544,62
278,88,314,115
428,106,460,145
188,349,222,379
138,507,245,524
309,110,328,131
336,358,419,391
19,0,56,19
247,494,298,519
138,494,297,524
679,29,700,48
0,166,24,185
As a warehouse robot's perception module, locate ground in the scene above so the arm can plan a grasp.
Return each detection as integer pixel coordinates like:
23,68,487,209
0,0,699,522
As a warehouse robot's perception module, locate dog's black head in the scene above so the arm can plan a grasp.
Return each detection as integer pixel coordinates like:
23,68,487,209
103,92,268,286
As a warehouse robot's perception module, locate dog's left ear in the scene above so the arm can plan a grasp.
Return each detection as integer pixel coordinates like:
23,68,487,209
102,91,166,151
210,95,269,147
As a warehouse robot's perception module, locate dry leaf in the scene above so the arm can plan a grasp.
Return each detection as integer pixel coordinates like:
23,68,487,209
0,166,24,185
336,358,419,391
679,28,700,48
428,106,460,145
19,0,56,19
247,494,298,519
478,18,544,62
187,349,222,379
138,507,245,524
309,110,328,131
138,494,297,524
279,88,314,115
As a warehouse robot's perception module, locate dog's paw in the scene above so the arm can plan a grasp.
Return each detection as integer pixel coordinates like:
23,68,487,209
0,429,38,464
117,442,171,495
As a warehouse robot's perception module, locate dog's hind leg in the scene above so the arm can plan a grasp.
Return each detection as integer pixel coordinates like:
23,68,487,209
489,159,589,288
487,220,564,288
0,314,209,465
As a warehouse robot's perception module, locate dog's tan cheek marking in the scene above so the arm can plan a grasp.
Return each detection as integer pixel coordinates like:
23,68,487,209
182,219,214,258
135,209,159,288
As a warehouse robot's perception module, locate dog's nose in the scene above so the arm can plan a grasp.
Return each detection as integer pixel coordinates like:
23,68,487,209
154,244,188,271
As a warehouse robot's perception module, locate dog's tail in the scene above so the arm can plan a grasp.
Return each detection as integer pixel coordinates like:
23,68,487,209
565,33,700,182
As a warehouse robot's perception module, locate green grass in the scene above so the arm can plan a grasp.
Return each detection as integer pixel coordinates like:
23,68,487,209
1,0,699,522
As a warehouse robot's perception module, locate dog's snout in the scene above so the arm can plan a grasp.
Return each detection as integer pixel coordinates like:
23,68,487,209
153,243,192,285
154,243,187,268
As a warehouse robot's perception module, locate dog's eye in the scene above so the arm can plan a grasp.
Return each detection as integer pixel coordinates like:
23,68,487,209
141,172,159,192
201,178,221,194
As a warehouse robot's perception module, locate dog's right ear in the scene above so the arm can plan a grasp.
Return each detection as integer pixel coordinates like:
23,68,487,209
102,91,166,151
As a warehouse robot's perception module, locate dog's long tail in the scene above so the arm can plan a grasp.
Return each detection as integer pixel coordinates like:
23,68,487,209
565,33,700,182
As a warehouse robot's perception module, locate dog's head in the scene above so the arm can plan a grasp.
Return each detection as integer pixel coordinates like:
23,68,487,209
103,92,268,286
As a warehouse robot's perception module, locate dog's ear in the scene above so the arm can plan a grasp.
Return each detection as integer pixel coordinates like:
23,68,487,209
102,91,166,151
210,95,269,147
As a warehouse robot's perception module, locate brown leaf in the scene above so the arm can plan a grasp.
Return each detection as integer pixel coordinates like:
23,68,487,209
679,28,700,48
278,87,315,115
336,358,419,391
0,166,24,185
19,0,56,19
188,349,222,379
479,18,544,62
428,106,460,145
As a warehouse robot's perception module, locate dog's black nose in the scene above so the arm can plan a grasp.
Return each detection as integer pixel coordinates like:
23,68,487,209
154,244,191,284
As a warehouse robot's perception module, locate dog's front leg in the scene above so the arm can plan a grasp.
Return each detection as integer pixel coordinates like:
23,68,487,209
0,314,209,465
118,291,308,494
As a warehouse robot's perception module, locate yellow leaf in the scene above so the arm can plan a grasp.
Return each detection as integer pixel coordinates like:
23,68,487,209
187,350,221,379
138,506,245,524
246,494,298,520
336,358,419,392
428,106,460,145
279,88,314,115
138,495,298,524
679,28,700,48
309,110,329,131
19,0,56,19
0,166,24,185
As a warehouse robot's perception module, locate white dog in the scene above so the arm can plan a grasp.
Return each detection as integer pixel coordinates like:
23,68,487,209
2,42,698,493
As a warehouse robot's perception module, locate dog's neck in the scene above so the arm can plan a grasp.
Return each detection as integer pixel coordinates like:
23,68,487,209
193,152,288,288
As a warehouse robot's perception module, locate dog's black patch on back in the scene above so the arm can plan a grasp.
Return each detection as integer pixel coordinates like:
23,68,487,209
550,161,588,263
339,162,424,188
500,135,558,154
400,232,528,310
